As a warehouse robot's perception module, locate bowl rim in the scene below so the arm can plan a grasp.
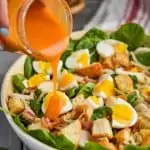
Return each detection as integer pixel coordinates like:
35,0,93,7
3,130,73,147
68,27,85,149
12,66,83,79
1,31,85,150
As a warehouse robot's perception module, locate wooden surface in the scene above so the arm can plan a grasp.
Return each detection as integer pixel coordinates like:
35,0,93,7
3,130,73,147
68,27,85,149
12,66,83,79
0,0,102,149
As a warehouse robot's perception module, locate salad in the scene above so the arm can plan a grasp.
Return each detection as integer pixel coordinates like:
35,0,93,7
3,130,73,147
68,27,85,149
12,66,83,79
6,23,150,150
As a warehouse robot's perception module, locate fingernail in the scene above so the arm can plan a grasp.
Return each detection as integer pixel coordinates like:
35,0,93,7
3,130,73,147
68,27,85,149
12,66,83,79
0,28,9,36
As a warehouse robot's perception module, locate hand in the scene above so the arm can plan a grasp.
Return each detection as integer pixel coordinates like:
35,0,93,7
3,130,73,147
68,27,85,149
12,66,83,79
0,0,9,36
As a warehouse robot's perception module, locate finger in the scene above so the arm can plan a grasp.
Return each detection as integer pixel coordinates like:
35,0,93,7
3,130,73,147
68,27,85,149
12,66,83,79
0,0,9,36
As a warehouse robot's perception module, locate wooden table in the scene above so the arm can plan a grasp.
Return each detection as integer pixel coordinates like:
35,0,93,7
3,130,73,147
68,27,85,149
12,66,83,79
0,0,102,149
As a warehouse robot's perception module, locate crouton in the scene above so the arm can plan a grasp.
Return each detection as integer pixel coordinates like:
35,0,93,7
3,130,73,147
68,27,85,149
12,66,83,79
76,63,103,78
112,53,130,68
92,118,113,138
72,94,86,108
115,128,135,145
28,119,49,131
115,75,133,93
102,57,114,69
7,96,25,114
140,129,150,146
60,120,82,146
98,137,117,150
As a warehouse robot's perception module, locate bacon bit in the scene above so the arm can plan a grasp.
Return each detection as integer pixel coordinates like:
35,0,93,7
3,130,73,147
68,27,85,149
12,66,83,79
41,117,53,129
145,99,150,103
76,63,103,78
81,120,93,130
21,110,35,123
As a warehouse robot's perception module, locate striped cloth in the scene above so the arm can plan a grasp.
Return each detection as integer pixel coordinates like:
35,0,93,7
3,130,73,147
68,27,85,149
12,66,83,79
85,0,150,32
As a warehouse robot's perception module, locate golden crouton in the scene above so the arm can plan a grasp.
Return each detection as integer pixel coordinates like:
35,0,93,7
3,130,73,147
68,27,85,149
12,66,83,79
112,53,130,68
7,97,25,114
60,120,82,146
115,128,135,145
114,75,133,93
92,118,113,138
98,137,117,150
102,57,114,69
76,63,103,78
140,129,150,146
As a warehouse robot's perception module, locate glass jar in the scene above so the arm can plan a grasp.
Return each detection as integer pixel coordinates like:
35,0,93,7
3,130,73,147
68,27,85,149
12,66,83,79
0,0,72,57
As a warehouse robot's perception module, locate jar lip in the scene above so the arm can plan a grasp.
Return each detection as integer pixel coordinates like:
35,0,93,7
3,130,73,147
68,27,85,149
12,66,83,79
16,0,73,58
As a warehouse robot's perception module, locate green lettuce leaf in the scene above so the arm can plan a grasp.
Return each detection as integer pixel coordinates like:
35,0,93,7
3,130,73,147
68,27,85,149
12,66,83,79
92,106,112,120
110,23,145,51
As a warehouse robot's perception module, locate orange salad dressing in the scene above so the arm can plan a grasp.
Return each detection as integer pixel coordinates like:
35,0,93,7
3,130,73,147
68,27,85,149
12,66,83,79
25,1,69,120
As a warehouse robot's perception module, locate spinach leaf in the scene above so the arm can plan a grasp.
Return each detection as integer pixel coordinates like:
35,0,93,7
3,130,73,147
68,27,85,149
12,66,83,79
12,74,26,93
66,87,78,99
67,39,78,51
54,135,75,150
129,75,138,89
143,35,150,48
29,129,56,147
90,50,100,63
30,100,43,117
29,129,75,150
135,50,150,66
85,28,108,44
110,23,145,51
76,28,108,51
127,91,143,106
79,141,107,150
13,115,27,132
124,145,150,150
76,38,95,51
92,106,112,120
24,56,34,79
78,82,95,98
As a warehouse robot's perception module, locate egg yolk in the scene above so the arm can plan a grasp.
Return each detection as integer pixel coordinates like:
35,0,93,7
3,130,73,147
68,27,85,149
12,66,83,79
112,104,133,124
44,91,67,120
94,80,114,97
77,53,89,68
114,43,127,54
39,61,52,73
90,96,99,104
59,72,76,88
142,88,150,97
28,74,48,87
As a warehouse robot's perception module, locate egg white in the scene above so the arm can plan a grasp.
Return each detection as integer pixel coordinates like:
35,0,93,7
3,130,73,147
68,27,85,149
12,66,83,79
59,70,78,91
65,49,90,69
93,75,114,98
33,61,52,74
86,96,104,109
96,39,127,58
106,97,138,129
38,81,54,93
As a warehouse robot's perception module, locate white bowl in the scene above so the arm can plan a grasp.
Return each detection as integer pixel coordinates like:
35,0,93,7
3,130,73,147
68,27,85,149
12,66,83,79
1,31,85,150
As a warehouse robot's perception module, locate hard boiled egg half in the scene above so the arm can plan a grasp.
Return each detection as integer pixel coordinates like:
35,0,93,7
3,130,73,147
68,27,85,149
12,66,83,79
93,75,114,99
96,39,127,58
38,81,54,93
42,91,72,115
59,70,78,91
86,96,104,109
106,97,138,128
33,61,52,74
65,49,90,69
28,74,50,87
